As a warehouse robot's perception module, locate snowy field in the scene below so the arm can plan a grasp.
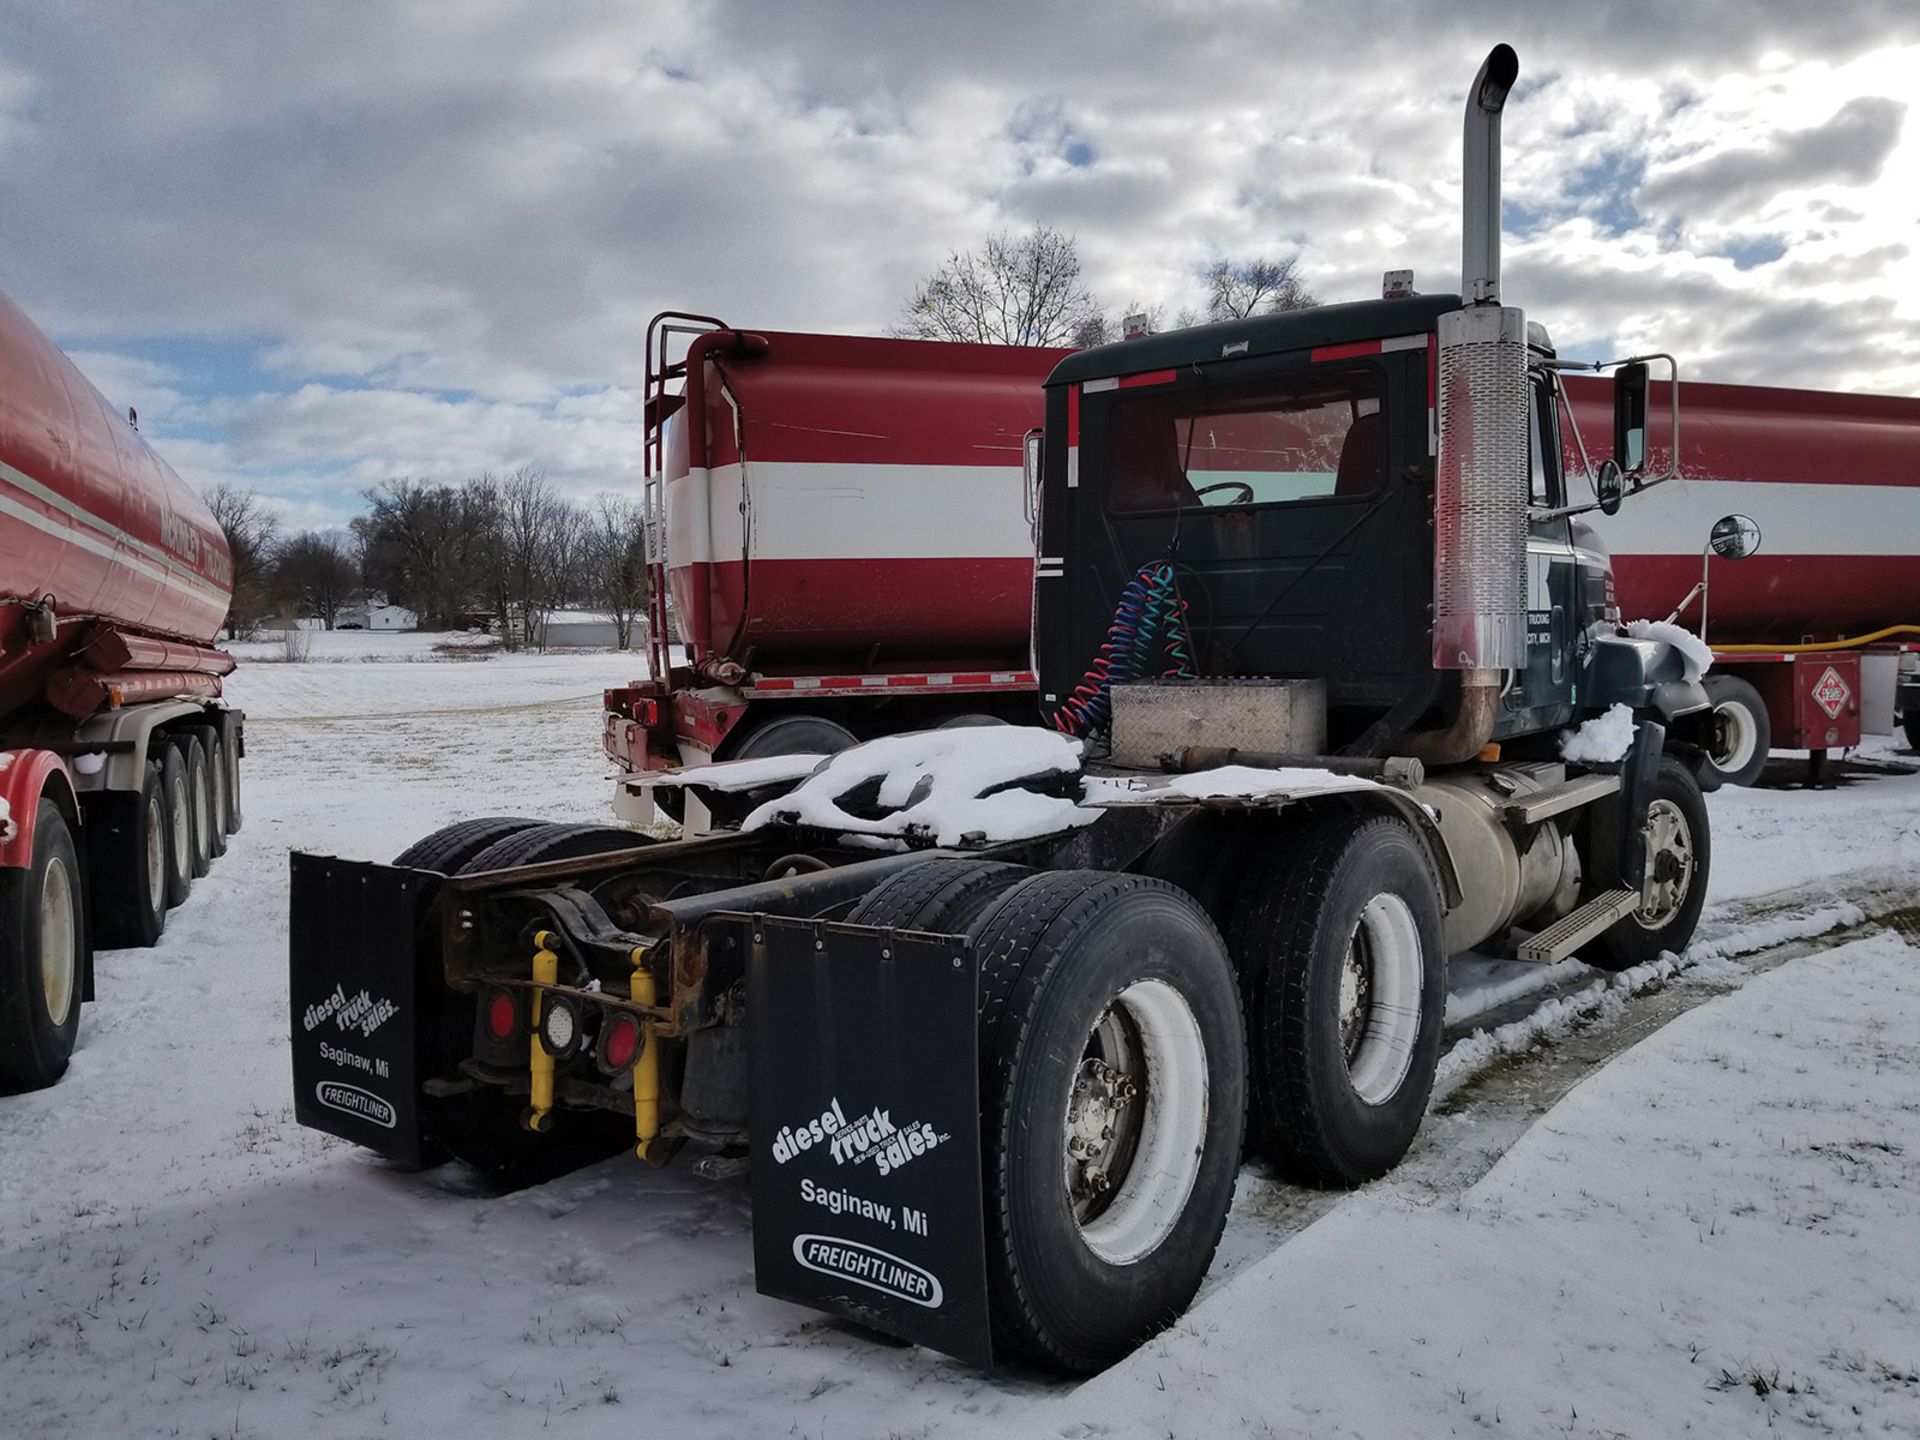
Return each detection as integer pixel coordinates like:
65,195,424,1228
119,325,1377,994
2,646,1917,1438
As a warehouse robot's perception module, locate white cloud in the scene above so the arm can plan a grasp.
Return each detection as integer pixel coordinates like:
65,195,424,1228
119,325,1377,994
1,3,1915,525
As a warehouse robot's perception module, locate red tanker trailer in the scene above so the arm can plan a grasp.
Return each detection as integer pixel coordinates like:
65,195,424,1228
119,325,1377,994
603,316,1066,823
1,287,244,1091
1571,375,1920,783
604,313,1920,813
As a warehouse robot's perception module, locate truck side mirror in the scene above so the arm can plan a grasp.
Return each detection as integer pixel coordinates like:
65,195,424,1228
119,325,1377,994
1709,513,1761,560
1594,458,1624,516
1613,361,1649,474
1022,428,1043,524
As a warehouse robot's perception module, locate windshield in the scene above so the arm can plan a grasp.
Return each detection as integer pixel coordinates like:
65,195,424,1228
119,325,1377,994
1103,367,1384,512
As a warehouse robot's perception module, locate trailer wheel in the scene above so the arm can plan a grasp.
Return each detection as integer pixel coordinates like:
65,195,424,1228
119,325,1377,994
157,740,193,909
0,801,86,1091
1701,675,1769,788
727,714,857,760
456,822,652,874
392,817,544,873
1231,812,1445,1187
89,760,170,949
968,871,1245,1372
1588,755,1711,973
222,725,243,834
176,735,215,880
185,725,229,859
846,856,1031,932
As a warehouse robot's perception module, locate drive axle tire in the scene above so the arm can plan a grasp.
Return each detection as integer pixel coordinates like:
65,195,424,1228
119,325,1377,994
1701,675,1769,789
456,822,652,874
89,760,170,949
0,801,86,1091
157,740,193,909
1902,706,1920,753
1231,812,1446,1188
1588,755,1711,974
393,817,543,873
966,871,1246,1372
846,856,1031,933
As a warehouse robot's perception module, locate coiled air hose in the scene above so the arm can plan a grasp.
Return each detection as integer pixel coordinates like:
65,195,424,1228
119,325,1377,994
1053,564,1197,737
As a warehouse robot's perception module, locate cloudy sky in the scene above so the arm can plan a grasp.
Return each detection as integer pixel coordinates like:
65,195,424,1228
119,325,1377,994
2,2,1916,532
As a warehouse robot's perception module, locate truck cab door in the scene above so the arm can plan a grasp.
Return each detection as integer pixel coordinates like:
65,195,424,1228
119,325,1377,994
1500,376,1579,737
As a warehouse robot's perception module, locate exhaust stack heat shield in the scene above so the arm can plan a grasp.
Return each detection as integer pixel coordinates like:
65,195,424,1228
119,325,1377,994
1433,304,1529,671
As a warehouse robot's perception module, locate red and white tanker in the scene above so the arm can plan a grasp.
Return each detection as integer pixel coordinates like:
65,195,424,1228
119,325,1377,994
603,316,1065,821
605,314,1920,812
1569,374,1920,781
1,287,245,1092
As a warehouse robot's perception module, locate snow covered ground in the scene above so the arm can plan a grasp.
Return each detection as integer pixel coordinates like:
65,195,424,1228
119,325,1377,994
1,648,1916,1437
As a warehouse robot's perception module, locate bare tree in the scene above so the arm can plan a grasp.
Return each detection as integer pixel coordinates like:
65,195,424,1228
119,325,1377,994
1204,255,1316,321
896,226,1103,346
586,494,649,650
273,531,359,629
496,467,582,650
202,483,281,638
352,478,477,628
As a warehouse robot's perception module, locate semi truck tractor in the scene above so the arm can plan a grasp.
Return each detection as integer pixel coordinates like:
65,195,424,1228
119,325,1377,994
294,46,1723,1371
0,287,244,1092
609,317,1919,805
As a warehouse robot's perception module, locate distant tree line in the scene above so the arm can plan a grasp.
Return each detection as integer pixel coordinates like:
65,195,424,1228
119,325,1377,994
894,226,1316,348
202,468,649,650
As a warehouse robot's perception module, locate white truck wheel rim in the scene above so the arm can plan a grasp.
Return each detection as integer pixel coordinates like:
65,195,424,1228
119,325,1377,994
1712,700,1757,773
1342,893,1424,1106
146,792,167,911
193,767,211,856
41,853,77,1024
1066,978,1209,1265
1635,799,1695,927
170,778,190,880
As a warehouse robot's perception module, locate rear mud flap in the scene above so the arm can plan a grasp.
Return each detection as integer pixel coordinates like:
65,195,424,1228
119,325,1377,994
736,913,993,1367
289,853,431,1167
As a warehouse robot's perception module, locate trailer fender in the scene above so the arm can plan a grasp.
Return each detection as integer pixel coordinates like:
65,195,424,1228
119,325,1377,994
0,749,78,867
67,701,231,794
0,751,89,999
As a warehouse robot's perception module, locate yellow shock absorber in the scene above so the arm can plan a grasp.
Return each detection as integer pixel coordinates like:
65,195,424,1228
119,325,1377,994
630,946,661,1161
526,930,559,1133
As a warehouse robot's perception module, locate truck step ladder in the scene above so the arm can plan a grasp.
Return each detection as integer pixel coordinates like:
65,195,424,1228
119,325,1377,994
1499,773,1620,827
1516,887,1639,964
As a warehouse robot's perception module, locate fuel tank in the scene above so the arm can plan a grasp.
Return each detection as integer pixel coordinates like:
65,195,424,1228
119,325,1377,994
0,287,232,719
665,329,1066,674
1568,375,1920,643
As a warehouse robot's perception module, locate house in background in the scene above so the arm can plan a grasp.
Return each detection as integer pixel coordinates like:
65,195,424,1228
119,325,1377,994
336,600,419,631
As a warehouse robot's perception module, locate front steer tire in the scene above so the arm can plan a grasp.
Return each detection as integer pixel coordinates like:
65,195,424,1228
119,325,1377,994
1231,812,1446,1188
967,870,1246,1373
1587,755,1711,973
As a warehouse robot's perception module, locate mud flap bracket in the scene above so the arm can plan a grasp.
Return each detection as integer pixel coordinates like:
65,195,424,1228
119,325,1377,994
735,911,993,1367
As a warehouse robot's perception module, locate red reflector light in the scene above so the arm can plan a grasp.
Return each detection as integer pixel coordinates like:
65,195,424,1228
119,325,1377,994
598,1013,642,1073
485,990,518,1040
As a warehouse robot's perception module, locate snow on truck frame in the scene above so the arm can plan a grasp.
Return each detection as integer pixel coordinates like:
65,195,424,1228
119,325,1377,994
1,288,245,1094
291,47,1735,1370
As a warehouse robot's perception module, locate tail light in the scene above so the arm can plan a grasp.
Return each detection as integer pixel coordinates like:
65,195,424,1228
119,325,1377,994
596,1012,644,1075
483,987,520,1041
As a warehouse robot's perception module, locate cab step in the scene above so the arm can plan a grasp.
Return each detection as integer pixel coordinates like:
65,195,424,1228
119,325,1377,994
1500,773,1620,827
1516,887,1638,964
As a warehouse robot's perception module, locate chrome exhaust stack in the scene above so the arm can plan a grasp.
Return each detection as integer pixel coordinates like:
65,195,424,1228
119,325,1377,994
1428,44,1528,682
